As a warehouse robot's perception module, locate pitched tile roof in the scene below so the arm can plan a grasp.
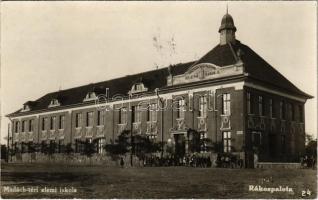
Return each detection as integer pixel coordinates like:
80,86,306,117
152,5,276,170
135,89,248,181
7,40,312,117
194,40,312,98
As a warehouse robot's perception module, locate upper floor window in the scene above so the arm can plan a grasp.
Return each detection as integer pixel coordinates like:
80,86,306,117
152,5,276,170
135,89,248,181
176,98,185,119
59,115,65,129
132,105,141,123
290,103,295,121
50,116,56,130
21,120,26,132
29,119,34,132
97,110,104,126
49,99,60,107
258,96,264,116
75,113,82,128
199,96,208,118
147,103,157,122
269,99,273,118
42,117,48,131
119,108,127,124
299,105,303,122
222,93,231,115
86,112,94,127
14,121,20,133
280,101,286,120
247,92,253,114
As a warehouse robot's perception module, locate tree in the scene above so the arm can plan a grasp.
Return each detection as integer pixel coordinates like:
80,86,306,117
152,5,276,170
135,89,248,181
133,134,161,161
81,140,97,157
1,145,8,161
104,130,130,161
64,143,74,155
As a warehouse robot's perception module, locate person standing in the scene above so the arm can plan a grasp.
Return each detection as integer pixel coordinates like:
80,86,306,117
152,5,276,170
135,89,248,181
120,157,124,168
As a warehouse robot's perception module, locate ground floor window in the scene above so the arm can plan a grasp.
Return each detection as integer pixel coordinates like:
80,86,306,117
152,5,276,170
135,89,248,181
252,131,262,147
200,132,207,153
75,139,83,153
223,131,231,153
96,138,105,154
58,139,64,153
41,141,47,153
49,140,57,153
281,135,286,154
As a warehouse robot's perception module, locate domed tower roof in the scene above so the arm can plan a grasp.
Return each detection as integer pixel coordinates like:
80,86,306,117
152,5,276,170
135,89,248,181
218,13,237,33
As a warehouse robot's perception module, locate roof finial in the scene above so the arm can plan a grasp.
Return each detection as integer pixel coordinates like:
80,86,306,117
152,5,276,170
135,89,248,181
226,4,228,14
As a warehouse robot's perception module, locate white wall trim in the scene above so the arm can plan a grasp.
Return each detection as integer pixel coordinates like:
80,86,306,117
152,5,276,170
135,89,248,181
10,81,245,120
244,82,306,102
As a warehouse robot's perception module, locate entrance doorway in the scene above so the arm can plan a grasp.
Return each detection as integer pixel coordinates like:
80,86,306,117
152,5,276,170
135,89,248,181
174,134,186,158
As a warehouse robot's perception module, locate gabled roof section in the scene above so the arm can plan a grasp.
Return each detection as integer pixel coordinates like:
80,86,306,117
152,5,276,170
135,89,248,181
192,40,312,98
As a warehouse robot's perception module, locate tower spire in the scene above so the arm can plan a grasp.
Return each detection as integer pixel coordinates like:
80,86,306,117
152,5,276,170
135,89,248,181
226,4,228,14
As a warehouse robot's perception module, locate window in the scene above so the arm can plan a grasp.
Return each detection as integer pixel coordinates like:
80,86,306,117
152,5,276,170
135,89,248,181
22,104,30,111
281,135,286,154
299,105,303,122
21,121,26,132
29,119,34,132
41,118,47,131
147,103,157,122
86,112,94,127
59,115,65,129
222,93,231,115
58,139,64,153
119,108,127,124
49,99,60,107
290,103,295,121
134,84,142,91
75,113,82,128
176,98,185,119
132,105,141,123
97,138,105,154
223,131,231,152
85,92,96,100
280,101,285,120
50,140,57,153
75,139,84,153
252,131,262,146
199,96,208,118
247,92,253,114
15,121,20,133
97,110,104,126
50,116,56,130
269,99,276,118
258,96,264,116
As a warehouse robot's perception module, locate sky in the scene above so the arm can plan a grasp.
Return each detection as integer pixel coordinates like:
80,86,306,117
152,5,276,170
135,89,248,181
1,1,317,144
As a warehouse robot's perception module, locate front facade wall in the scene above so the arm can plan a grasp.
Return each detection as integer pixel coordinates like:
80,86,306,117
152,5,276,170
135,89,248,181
244,86,305,162
9,83,245,158
9,82,307,164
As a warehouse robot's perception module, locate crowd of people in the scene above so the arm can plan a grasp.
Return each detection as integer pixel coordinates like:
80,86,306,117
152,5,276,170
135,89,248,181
300,155,316,169
142,155,212,167
139,153,243,168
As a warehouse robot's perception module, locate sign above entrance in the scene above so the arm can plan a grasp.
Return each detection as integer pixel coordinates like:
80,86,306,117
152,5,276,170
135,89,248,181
167,62,244,86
